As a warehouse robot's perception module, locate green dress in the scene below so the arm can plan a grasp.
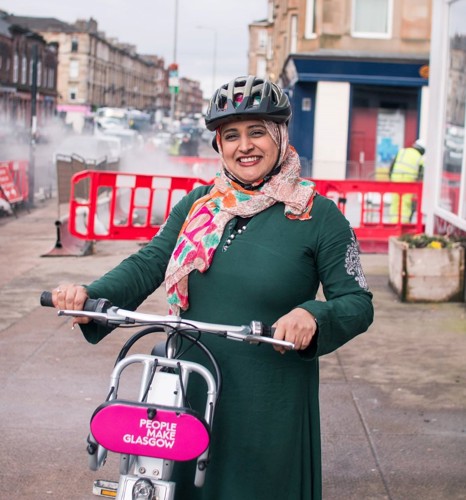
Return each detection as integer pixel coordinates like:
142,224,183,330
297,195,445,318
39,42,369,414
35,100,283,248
83,186,374,500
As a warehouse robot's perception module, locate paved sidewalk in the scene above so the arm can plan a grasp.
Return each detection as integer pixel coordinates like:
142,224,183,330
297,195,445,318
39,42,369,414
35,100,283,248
0,199,465,499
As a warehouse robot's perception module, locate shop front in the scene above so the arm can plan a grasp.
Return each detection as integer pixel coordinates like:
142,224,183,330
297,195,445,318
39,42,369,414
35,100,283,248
282,53,429,180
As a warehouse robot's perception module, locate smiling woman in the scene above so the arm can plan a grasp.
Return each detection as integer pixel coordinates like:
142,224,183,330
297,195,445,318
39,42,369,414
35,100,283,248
50,76,374,500
219,121,279,185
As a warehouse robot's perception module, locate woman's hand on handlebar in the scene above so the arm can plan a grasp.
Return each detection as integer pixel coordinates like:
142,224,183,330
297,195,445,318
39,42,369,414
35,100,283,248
53,284,91,325
272,308,317,354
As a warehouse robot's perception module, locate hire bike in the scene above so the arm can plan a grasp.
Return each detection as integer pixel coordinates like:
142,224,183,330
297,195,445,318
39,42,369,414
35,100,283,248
40,292,295,500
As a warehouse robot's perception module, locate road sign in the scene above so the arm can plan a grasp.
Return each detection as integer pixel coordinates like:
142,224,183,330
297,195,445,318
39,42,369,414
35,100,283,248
169,63,179,94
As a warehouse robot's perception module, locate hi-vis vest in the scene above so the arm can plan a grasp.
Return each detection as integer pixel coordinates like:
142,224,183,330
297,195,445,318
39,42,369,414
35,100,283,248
389,147,424,181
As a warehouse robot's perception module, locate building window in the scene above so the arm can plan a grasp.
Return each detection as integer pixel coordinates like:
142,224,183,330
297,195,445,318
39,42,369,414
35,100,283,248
69,86,78,100
257,56,267,79
29,59,33,85
69,60,79,79
267,35,273,61
258,29,268,50
21,55,27,84
352,0,392,38
48,68,55,88
440,0,466,217
13,53,18,82
71,38,79,52
37,61,42,87
305,0,316,38
290,15,298,53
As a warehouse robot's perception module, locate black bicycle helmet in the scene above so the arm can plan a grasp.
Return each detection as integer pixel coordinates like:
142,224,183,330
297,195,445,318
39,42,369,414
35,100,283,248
205,76,291,131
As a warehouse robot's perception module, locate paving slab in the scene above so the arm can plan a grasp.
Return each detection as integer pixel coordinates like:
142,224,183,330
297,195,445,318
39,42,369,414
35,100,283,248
1,199,465,499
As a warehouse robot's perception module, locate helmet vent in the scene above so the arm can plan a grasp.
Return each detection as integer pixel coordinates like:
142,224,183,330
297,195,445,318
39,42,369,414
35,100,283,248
205,75,291,131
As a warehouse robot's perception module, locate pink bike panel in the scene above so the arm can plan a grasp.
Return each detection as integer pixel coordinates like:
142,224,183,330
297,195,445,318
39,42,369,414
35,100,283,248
90,402,210,461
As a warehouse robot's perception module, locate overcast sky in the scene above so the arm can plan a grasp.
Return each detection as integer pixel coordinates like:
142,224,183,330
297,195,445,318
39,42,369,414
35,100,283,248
0,0,267,98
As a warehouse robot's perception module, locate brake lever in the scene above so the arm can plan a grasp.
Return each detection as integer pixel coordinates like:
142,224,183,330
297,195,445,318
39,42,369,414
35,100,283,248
243,335,295,349
57,306,131,327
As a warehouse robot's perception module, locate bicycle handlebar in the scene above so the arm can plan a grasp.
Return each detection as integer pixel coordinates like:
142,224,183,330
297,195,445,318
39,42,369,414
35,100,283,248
40,291,295,350
40,291,111,314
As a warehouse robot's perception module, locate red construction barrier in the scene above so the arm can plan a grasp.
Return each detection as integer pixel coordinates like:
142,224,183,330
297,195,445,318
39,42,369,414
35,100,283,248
0,162,23,205
66,170,424,253
7,160,29,201
312,179,424,252
68,170,210,241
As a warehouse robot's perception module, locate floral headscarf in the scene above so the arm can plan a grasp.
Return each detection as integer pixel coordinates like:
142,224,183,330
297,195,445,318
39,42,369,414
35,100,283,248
165,121,316,315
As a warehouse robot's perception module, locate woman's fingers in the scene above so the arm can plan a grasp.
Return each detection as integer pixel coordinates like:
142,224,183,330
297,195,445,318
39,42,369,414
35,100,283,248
272,308,318,353
52,284,91,325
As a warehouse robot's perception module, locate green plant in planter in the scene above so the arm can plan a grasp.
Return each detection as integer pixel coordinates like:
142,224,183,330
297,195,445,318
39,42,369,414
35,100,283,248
398,233,453,249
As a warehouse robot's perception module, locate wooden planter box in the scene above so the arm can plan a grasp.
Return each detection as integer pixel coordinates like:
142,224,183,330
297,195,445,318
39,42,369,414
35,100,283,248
388,236,465,302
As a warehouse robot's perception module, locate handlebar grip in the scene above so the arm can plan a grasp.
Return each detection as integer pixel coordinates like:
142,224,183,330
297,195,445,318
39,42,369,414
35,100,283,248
250,321,276,338
83,297,113,313
40,291,53,307
40,291,112,313
262,324,276,338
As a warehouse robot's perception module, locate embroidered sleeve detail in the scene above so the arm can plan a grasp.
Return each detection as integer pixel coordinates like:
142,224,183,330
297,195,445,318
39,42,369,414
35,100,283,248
345,231,369,290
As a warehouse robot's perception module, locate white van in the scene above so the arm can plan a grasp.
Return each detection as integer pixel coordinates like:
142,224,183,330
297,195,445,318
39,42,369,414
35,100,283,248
53,135,122,164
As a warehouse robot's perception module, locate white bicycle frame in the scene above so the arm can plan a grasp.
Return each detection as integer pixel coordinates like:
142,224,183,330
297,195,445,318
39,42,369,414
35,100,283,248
90,354,216,499
55,307,294,500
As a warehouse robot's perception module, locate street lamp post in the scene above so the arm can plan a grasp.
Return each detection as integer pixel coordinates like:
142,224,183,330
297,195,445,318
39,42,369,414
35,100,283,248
28,43,39,207
197,26,218,96
169,0,179,127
